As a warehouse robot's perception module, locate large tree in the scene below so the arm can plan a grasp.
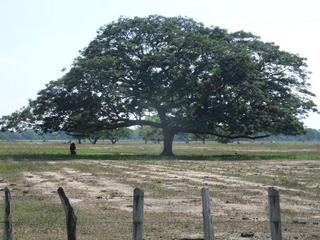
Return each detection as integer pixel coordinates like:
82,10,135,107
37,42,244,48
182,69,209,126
1,16,317,155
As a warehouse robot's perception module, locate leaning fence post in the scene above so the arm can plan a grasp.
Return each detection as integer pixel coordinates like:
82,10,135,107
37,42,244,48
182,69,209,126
57,187,77,240
4,187,12,240
133,188,144,240
202,187,214,240
268,187,282,240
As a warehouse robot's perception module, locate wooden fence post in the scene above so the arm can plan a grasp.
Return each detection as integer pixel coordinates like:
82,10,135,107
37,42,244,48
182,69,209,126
3,187,12,240
133,188,144,240
57,187,77,240
202,187,214,240
268,187,282,240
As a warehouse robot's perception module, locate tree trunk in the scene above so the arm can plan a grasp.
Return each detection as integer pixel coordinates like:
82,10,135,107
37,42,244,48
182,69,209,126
161,129,175,156
89,137,99,144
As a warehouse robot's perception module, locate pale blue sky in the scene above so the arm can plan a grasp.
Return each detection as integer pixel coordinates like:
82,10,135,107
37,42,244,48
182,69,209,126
0,0,319,128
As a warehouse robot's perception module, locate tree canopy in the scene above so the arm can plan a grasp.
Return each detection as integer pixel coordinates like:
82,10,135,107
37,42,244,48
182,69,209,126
1,15,317,155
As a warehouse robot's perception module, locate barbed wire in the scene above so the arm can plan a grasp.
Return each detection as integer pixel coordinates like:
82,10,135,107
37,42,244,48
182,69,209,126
0,220,319,225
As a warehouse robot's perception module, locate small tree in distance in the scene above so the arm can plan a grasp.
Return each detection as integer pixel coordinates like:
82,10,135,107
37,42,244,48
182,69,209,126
0,15,317,156
138,125,163,144
136,115,162,144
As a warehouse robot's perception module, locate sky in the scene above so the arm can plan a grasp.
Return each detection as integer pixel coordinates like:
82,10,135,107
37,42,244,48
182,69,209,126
0,0,319,128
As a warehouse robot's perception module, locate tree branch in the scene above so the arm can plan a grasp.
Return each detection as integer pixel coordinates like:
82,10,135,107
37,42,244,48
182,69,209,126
174,127,270,140
64,119,163,133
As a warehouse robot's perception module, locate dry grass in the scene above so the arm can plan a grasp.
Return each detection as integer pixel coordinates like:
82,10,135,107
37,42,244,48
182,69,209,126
0,141,319,239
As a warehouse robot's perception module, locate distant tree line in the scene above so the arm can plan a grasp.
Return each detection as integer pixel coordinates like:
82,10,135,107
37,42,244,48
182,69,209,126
260,128,320,142
1,128,320,143
0,130,69,141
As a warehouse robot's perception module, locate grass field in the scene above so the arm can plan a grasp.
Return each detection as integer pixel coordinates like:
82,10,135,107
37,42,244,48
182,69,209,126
1,140,320,160
0,140,319,239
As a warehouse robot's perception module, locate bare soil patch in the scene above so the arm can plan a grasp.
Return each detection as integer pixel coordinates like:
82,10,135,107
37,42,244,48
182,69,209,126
5,159,320,240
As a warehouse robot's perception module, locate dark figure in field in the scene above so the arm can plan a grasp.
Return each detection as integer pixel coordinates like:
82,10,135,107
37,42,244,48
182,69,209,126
70,142,76,157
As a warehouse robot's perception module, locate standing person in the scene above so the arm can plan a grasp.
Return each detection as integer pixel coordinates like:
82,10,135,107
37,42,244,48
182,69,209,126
70,142,76,157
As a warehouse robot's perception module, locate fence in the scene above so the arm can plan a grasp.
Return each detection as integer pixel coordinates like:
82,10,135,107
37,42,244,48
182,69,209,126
3,186,283,240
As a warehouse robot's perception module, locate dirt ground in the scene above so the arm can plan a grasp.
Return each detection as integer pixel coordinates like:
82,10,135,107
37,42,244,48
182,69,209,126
1,159,320,239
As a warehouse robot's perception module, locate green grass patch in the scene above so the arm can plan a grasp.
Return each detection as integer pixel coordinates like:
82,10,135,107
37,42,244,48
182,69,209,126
0,140,320,161
0,161,60,177
13,195,65,228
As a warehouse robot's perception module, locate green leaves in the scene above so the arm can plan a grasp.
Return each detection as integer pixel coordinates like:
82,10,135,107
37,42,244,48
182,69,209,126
1,15,317,141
